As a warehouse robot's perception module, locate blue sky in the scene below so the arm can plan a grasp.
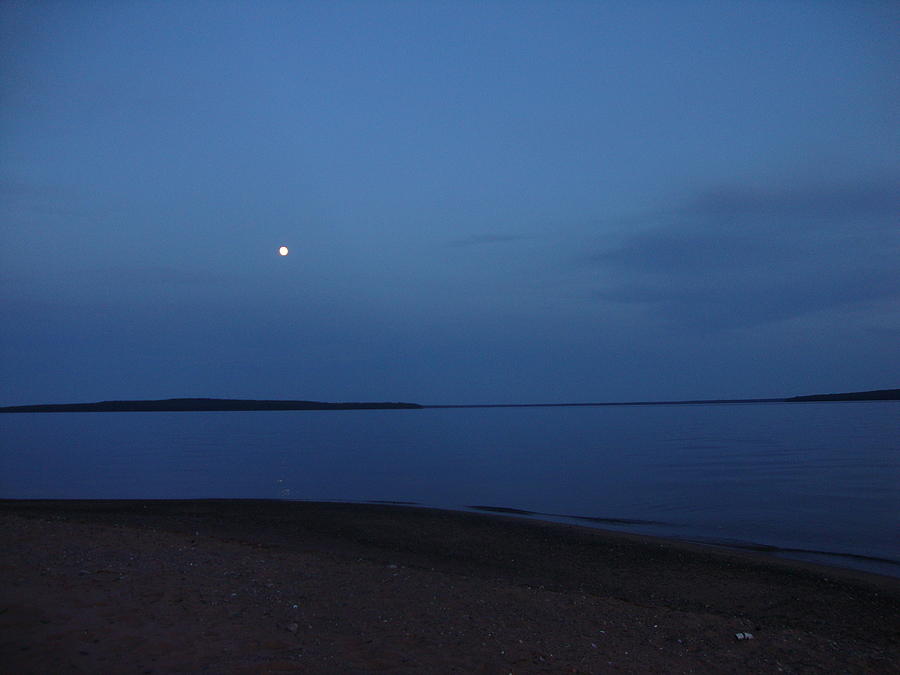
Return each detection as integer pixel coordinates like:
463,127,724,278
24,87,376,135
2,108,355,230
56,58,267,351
1,1,897,405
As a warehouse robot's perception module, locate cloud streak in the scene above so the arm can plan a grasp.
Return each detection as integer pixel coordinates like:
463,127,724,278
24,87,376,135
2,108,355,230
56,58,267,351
587,179,899,329
683,181,897,223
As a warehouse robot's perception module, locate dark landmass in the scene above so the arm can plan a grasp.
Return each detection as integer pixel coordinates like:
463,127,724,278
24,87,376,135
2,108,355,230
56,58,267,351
0,398,423,413
1,389,896,413
425,398,785,408
784,388,900,402
427,388,898,408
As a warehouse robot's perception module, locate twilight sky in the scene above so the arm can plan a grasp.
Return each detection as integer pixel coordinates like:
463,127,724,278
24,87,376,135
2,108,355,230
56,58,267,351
1,1,897,406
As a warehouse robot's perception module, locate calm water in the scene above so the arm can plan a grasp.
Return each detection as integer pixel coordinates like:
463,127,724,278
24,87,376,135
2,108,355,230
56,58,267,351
2,402,898,576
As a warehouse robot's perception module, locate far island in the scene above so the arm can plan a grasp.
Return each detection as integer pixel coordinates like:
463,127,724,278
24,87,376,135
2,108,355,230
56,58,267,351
0,389,896,413
783,389,899,402
0,398,424,413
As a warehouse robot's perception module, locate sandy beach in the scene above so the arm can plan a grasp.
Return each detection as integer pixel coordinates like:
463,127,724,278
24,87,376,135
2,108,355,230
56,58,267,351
2,499,898,673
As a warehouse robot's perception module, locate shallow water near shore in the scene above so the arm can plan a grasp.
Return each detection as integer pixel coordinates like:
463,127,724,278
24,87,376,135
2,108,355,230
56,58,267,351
2,401,898,576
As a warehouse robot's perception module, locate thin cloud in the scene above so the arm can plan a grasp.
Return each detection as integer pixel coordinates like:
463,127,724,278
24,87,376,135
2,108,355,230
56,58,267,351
684,181,897,223
587,179,899,329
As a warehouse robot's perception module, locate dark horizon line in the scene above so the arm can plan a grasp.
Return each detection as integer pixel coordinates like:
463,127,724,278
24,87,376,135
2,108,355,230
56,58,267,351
425,398,787,408
0,389,897,413
425,387,899,408
0,398,423,413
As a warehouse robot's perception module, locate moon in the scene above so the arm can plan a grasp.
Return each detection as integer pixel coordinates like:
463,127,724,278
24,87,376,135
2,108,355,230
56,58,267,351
278,246,289,256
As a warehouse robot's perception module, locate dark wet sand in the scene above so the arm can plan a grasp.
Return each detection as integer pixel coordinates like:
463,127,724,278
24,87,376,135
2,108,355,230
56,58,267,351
2,499,898,673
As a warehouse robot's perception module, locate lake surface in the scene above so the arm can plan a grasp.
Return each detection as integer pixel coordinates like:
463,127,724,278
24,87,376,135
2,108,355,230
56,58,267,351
2,402,898,576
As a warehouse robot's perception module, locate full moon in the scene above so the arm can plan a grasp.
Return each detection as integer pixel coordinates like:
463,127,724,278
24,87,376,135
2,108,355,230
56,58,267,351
278,246,289,256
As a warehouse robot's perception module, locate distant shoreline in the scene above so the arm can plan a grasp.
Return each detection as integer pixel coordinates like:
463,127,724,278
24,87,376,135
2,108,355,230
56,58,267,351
0,398,423,413
427,388,899,408
0,389,896,412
